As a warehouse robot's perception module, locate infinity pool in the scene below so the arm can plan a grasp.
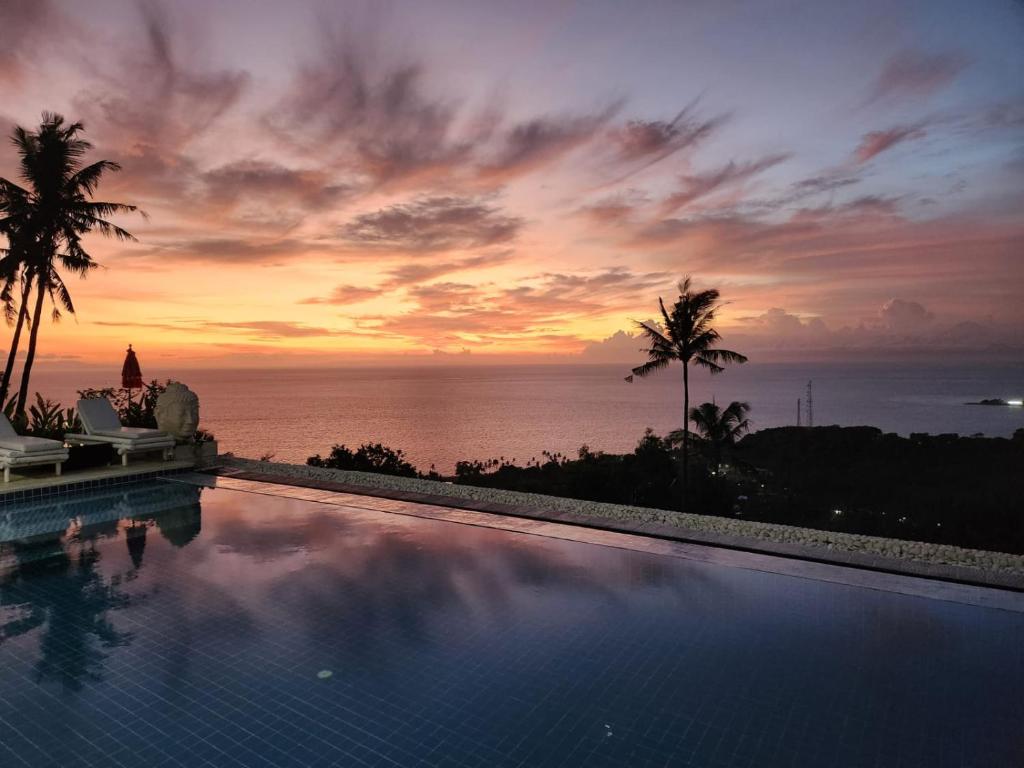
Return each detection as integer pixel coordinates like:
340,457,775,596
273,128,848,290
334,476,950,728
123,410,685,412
0,478,1021,767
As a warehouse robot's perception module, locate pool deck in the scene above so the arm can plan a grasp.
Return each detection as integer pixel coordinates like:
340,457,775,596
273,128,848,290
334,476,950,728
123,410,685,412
172,471,1024,613
199,463,1024,595
0,459,195,499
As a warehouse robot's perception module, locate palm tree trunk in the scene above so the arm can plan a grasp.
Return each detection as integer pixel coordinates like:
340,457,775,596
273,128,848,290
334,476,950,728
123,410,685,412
682,361,689,510
15,282,47,418
0,276,32,407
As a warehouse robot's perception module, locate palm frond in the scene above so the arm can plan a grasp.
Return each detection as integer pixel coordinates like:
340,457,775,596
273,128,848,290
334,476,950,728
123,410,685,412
626,356,671,382
701,347,748,365
68,160,122,195
692,355,724,374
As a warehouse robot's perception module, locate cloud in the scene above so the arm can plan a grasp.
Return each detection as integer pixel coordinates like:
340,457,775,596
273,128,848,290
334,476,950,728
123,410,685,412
867,50,968,104
267,15,635,193
73,2,248,198
661,153,791,213
852,124,927,164
134,237,314,264
341,196,522,252
201,160,352,213
267,19,485,191
786,172,862,199
611,107,724,163
201,321,356,340
588,297,1021,362
983,102,1024,130
96,318,361,341
355,267,672,350
384,252,513,284
578,329,646,363
477,104,622,184
879,298,933,333
631,193,904,256
602,105,729,183
301,252,515,307
577,190,650,225
0,0,59,83
735,308,829,338
299,285,380,306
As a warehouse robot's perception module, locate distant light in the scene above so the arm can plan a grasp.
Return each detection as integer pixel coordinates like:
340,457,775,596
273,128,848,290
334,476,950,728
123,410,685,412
1008,399,1023,406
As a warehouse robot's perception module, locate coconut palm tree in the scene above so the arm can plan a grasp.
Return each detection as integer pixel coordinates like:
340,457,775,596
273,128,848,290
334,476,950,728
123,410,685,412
678,400,751,472
0,113,139,417
626,276,747,506
0,188,35,407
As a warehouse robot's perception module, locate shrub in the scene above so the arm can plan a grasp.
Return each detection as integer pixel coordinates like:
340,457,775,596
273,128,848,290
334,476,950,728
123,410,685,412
307,443,418,477
78,380,168,428
3,393,80,438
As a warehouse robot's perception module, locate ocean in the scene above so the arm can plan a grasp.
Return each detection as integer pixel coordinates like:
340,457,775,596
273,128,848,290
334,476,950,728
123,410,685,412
30,362,1024,472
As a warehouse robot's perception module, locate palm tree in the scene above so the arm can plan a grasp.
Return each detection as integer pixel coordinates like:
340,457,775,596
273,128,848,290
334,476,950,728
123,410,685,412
0,113,139,417
0,186,35,407
680,400,751,472
626,276,747,506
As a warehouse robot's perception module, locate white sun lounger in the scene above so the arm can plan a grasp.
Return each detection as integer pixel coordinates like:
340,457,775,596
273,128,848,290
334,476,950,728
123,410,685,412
0,414,70,483
66,398,175,466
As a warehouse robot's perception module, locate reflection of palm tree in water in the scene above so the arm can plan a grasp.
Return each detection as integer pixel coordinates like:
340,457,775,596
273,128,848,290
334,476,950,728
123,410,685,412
0,534,131,691
0,483,203,691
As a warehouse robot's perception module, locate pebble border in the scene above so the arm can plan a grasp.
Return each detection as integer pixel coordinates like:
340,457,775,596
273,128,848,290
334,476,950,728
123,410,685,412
217,456,1024,581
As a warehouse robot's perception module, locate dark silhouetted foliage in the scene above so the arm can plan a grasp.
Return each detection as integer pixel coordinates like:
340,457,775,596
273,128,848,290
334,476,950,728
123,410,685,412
627,276,747,506
307,442,418,477
738,426,1024,554
307,424,1024,555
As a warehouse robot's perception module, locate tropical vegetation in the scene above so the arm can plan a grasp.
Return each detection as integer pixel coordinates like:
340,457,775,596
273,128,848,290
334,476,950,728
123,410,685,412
0,113,139,421
678,400,752,472
304,422,1024,555
626,276,747,506
307,443,419,477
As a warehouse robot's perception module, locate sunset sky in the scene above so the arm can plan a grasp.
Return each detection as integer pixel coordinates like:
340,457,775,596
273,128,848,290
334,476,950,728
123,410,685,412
1,0,1022,367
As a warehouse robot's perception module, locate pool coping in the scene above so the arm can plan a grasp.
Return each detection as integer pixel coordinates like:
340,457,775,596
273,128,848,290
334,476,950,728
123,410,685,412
0,461,196,503
176,472,1024,613
200,465,1024,594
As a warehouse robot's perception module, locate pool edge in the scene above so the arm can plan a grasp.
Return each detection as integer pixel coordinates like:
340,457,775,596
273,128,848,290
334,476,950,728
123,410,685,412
197,466,1024,595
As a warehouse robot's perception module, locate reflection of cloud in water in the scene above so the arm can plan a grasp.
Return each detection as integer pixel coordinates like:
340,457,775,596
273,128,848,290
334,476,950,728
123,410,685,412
202,500,704,662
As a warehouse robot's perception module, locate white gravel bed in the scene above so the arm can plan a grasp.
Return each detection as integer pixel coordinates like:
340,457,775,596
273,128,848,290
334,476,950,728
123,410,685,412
220,456,1024,577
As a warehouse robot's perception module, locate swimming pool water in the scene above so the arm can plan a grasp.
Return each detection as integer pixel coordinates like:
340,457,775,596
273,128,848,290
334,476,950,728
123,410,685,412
0,479,1021,767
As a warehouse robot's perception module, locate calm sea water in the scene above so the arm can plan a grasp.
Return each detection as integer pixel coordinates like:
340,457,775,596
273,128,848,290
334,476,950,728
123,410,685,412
31,362,1024,471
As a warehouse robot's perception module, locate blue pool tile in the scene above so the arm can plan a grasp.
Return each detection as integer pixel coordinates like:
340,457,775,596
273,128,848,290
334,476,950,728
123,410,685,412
0,478,1022,767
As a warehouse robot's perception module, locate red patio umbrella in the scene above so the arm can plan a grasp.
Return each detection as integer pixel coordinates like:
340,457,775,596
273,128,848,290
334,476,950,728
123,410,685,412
121,344,143,403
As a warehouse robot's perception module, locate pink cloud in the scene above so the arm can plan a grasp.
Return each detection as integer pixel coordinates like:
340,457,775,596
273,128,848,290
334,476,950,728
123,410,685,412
661,153,790,213
853,125,927,164
868,50,968,103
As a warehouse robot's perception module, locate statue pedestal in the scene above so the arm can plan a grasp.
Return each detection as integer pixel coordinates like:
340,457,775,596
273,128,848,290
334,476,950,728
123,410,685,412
173,441,219,466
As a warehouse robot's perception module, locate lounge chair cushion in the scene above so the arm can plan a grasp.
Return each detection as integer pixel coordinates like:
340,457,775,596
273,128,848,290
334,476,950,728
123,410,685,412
0,450,68,465
0,435,65,454
65,433,174,449
77,398,124,434
92,427,168,440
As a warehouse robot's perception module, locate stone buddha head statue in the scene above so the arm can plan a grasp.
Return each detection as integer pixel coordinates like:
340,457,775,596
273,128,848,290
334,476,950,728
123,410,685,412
155,381,200,441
